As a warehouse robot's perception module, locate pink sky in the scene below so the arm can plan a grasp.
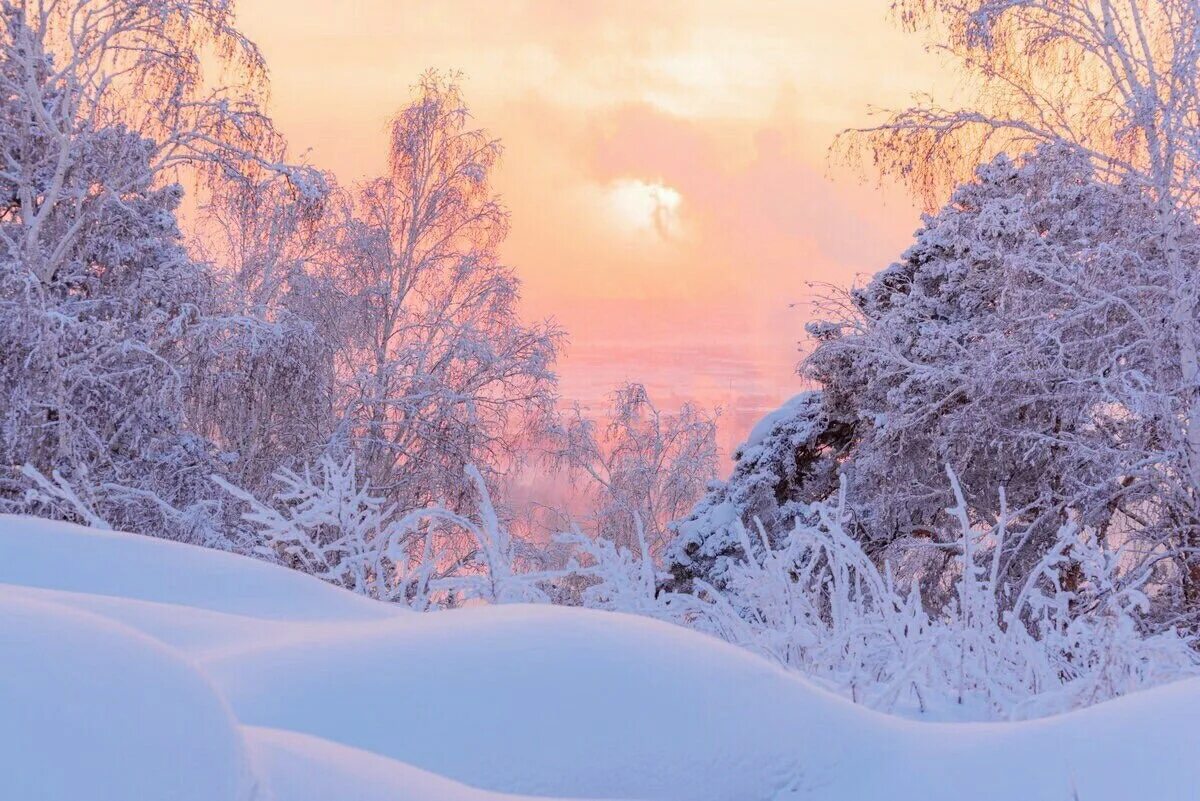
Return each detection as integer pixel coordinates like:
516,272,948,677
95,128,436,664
236,1,943,454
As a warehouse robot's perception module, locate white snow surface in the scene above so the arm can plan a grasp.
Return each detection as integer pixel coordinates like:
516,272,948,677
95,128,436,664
740,391,818,454
0,591,259,801
2,513,1198,801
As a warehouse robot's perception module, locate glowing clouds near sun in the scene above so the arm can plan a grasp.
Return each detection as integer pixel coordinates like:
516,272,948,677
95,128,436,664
604,178,685,241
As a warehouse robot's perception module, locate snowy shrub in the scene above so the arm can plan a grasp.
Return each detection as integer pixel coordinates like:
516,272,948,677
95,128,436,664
213,456,409,598
390,465,559,607
657,467,1198,720
221,453,1197,720
217,458,557,609
552,515,664,615
666,390,850,592
364,458,1200,720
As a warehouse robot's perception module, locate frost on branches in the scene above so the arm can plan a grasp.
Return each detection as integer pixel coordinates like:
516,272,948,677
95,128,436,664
0,6,558,556
0,9,210,539
552,383,719,558
840,0,1200,624
665,390,851,591
216,456,558,609
212,72,566,568
321,73,561,521
673,143,1200,630
186,162,338,502
244,452,1195,721
0,0,309,542
666,467,1197,720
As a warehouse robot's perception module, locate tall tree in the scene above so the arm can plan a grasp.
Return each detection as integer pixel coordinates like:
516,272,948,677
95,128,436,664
835,0,1200,620
325,73,561,516
0,0,301,541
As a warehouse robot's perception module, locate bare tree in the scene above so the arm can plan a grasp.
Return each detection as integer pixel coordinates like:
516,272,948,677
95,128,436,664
553,383,719,556
844,0,1200,207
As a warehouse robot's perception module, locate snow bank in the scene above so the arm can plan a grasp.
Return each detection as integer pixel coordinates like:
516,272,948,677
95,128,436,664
886,679,1200,801
204,604,865,801
204,604,1200,801
243,726,595,801
0,513,396,621
0,591,260,801
2,514,1198,801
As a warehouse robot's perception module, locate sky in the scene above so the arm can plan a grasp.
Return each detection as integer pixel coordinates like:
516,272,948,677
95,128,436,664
235,1,944,456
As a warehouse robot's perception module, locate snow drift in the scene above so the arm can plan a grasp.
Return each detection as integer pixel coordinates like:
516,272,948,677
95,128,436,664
0,592,258,801
2,513,1198,801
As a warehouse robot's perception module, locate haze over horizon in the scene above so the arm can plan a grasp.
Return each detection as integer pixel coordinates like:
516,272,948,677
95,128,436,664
237,0,942,454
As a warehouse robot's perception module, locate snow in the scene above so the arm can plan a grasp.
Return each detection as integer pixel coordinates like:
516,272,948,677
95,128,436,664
0,591,258,801
0,514,397,621
2,514,1199,801
243,727,582,801
203,604,862,801
740,391,818,455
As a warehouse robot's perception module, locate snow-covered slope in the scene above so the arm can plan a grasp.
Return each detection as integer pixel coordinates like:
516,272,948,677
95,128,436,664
0,514,395,621
243,727,586,801
0,592,259,801
204,604,865,801
2,514,1198,801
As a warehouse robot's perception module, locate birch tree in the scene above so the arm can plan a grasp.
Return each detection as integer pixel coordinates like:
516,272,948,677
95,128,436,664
323,73,562,517
554,383,719,557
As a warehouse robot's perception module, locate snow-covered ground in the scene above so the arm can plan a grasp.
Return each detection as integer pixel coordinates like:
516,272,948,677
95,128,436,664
2,514,1198,801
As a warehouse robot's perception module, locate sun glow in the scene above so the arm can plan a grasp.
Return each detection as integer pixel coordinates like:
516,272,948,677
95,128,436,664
606,178,684,240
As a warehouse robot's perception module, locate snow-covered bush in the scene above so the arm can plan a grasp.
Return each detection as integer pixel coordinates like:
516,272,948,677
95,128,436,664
213,455,407,598
220,453,1197,720
675,144,1200,630
552,515,664,615
390,465,559,607
217,457,556,609
666,390,850,592
388,456,1196,720
660,467,1198,719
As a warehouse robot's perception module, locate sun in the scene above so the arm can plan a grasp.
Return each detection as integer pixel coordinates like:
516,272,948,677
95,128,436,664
606,178,684,239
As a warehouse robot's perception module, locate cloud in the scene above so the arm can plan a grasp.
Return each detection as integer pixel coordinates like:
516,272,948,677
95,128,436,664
576,100,918,301
236,0,935,443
